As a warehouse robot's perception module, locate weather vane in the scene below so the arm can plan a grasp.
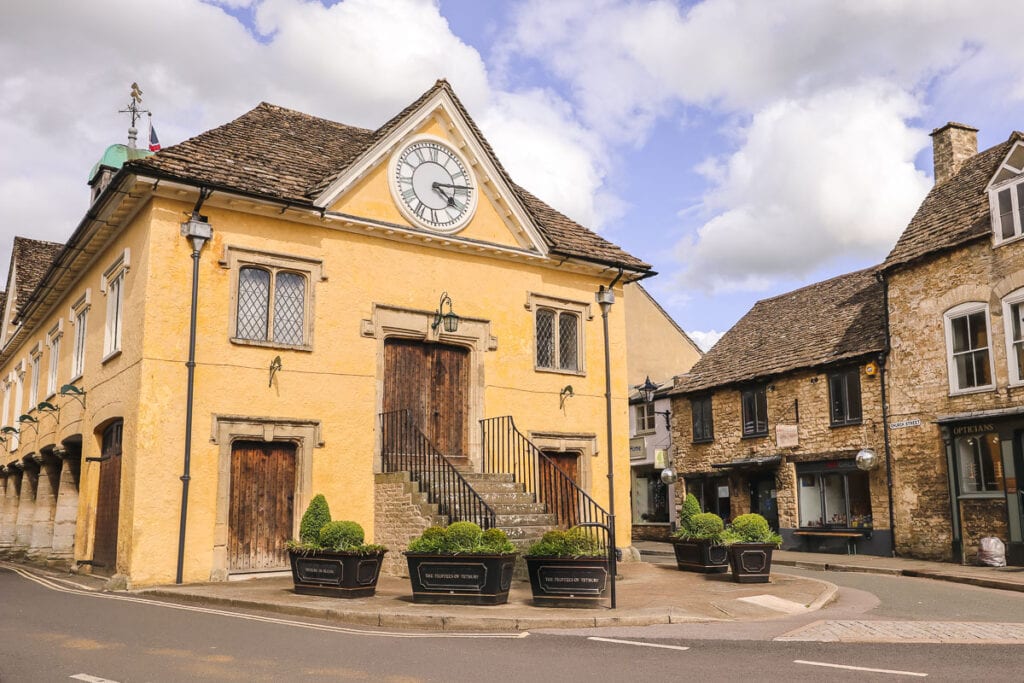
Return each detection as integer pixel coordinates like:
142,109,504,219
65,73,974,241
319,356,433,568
119,82,149,129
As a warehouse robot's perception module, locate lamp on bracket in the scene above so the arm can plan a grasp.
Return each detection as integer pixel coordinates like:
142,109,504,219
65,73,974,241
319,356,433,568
635,375,671,430
431,291,460,333
60,384,86,407
268,355,282,387
17,414,39,436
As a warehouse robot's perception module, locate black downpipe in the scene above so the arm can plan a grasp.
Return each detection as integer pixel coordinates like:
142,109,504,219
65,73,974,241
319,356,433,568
876,271,897,557
600,267,623,609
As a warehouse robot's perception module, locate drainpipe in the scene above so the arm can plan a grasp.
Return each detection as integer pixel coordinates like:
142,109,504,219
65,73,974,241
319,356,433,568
876,271,897,557
176,193,213,584
596,267,623,609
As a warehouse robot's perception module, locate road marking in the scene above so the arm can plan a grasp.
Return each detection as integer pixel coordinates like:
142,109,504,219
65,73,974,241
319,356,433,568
794,660,927,677
737,594,809,614
70,675,120,683
1,563,528,640
587,637,689,651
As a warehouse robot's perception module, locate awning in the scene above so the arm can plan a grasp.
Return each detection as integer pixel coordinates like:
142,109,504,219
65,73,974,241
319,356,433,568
710,455,782,470
934,406,1024,424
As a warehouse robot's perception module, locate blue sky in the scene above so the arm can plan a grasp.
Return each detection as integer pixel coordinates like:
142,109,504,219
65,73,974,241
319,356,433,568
2,1,1023,350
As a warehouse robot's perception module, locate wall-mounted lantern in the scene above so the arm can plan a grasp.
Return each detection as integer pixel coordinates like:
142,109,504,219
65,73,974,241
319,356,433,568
431,291,460,333
635,375,672,430
60,384,87,407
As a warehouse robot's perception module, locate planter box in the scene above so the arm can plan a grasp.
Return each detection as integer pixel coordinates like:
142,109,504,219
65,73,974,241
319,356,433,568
405,552,516,605
727,543,776,583
672,539,728,573
289,548,386,598
525,555,610,607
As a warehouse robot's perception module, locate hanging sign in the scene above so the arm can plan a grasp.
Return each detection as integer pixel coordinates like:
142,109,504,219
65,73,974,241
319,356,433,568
776,424,798,448
654,448,668,469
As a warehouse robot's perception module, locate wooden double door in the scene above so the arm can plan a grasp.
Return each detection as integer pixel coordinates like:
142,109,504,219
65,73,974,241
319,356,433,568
383,339,470,455
228,441,296,571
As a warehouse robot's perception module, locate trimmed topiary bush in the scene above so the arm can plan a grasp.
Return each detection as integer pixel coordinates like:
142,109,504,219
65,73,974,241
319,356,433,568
677,494,702,533
299,494,331,544
524,527,604,557
720,513,782,546
677,512,724,542
319,520,365,551
406,523,515,555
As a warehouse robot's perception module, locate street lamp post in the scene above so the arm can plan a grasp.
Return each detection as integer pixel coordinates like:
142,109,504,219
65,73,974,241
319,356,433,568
595,284,617,609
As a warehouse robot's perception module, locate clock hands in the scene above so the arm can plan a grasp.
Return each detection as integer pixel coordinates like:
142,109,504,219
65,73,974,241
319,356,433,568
432,182,470,207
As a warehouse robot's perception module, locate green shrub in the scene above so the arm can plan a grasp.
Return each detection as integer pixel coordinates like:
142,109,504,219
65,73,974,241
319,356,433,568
406,523,515,555
524,527,604,557
720,513,782,546
319,520,365,551
298,494,331,544
445,521,484,552
671,497,704,540
676,512,724,542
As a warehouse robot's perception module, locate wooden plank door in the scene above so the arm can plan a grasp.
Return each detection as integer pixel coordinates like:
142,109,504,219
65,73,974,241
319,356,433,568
228,441,296,571
93,421,123,575
541,450,580,528
383,339,469,455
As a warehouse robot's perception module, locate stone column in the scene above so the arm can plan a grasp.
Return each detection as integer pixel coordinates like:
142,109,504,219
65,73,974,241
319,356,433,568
47,447,80,568
28,453,60,562
13,458,39,557
0,466,18,557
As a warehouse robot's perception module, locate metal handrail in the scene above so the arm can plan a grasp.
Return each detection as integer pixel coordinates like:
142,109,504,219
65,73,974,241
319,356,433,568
480,415,610,550
380,409,496,530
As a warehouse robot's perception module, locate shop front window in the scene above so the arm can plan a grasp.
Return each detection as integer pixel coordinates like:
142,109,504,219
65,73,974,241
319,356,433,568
686,477,731,522
955,432,1003,494
631,466,670,523
797,461,872,529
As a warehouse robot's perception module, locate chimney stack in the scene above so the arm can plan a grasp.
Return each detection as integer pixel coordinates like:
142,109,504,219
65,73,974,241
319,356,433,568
930,122,978,185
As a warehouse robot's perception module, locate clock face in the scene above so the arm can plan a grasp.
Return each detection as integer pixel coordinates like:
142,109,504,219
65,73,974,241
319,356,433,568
391,138,476,232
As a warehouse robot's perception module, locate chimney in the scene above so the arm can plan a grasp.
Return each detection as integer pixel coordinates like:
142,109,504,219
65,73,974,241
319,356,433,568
930,122,978,185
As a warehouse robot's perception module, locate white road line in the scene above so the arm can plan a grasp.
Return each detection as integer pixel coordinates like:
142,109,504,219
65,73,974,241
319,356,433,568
794,659,928,677
70,674,120,683
588,637,689,651
1,562,528,640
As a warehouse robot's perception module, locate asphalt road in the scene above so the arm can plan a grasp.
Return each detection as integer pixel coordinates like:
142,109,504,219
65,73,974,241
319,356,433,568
1,564,1023,682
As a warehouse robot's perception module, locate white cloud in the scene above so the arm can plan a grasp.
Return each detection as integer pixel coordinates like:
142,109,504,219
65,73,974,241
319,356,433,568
687,329,723,352
677,83,932,292
0,0,615,276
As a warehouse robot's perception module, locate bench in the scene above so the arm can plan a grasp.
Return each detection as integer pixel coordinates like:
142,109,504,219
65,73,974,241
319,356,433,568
793,530,867,555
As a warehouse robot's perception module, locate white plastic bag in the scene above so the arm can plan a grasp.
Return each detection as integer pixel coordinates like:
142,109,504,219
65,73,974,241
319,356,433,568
977,536,1006,567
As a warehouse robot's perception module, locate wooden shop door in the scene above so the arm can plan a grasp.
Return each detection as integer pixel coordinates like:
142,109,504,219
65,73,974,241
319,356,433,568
93,421,123,575
383,339,469,455
228,441,296,571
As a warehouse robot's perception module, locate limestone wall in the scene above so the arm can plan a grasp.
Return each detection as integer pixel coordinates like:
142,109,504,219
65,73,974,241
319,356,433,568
373,472,446,578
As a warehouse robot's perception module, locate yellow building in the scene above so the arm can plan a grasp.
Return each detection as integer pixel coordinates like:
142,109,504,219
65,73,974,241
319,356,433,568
0,81,652,587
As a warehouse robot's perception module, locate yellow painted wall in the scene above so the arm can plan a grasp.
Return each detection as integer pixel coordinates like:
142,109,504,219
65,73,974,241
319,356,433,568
624,283,702,387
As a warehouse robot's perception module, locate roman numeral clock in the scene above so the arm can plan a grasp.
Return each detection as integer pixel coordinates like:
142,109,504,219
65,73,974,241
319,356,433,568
389,136,477,233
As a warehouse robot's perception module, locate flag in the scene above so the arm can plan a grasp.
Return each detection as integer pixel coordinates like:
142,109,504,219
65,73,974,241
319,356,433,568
148,122,161,152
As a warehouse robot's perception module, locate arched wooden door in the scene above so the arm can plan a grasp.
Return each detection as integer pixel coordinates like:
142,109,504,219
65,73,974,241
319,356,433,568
93,421,123,575
228,440,296,571
383,339,469,455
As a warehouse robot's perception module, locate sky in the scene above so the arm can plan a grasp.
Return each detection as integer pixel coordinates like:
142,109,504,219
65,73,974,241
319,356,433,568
2,0,1023,351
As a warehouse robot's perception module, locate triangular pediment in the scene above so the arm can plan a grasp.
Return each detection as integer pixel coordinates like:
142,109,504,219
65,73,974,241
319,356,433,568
313,84,548,256
987,138,1024,190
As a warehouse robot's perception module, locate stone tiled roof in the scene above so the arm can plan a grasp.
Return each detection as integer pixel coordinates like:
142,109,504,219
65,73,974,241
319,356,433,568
9,237,63,315
128,81,648,271
884,132,1023,270
672,266,885,395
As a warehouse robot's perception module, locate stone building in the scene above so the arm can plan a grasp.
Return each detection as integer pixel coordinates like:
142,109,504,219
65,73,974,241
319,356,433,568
0,80,655,587
881,123,1024,566
669,267,893,556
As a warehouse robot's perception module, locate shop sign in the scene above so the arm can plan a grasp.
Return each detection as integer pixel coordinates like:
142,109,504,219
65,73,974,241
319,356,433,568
629,437,646,460
654,448,668,468
416,562,487,591
776,423,798,448
535,564,608,595
952,423,995,436
890,418,922,429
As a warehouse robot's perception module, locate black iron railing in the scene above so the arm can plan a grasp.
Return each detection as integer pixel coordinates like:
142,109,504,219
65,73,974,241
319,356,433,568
380,409,496,530
480,415,610,550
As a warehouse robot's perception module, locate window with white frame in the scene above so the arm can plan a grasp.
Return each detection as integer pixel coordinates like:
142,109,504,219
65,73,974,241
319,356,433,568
944,302,994,393
222,246,323,349
29,346,41,410
46,321,62,397
988,142,1024,243
1,379,10,444
102,250,128,358
635,402,656,433
11,365,23,450
70,291,90,380
1003,289,1024,386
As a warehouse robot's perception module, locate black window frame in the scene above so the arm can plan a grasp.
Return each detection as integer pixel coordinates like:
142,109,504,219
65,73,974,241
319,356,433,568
795,459,872,530
740,385,768,437
828,367,863,427
691,395,714,443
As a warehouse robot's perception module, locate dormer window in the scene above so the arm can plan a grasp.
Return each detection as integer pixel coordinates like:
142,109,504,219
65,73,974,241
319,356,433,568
988,141,1024,243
